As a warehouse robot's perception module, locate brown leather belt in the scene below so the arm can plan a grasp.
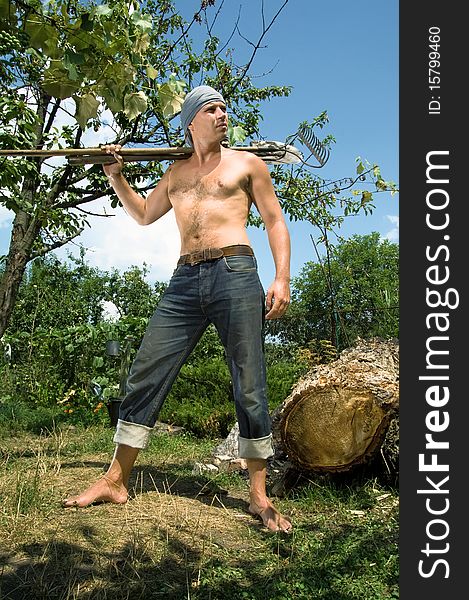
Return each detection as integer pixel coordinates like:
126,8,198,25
177,244,254,266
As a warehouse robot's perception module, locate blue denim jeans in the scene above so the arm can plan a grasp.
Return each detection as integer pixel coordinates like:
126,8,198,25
113,249,274,459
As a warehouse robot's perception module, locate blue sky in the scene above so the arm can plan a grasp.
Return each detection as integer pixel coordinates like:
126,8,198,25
206,0,399,288
0,0,398,291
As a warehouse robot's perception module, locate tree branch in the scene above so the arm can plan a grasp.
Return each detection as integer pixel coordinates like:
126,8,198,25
30,228,86,260
41,97,62,144
227,0,289,94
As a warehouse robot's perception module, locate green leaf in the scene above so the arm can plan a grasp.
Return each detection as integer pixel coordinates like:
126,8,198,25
101,84,124,113
102,61,136,90
42,36,62,60
74,93,100,130
131,12,153,33
376,178,388,190
157,83,184,117
0,0,17,26
63,50,85,81
42,61,82,99
356,161,365,174
146,65,158,80
79,13,94,32
65,50,85,66
134,32,150,54
92,356,104,368
94,5,112,17
361,190,373,202
168,74,187,94
123,91,148,120
228,124,247,145
63,60,79,81
25,17,58,51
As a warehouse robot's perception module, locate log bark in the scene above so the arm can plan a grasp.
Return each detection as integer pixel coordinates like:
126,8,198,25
271,337,399,474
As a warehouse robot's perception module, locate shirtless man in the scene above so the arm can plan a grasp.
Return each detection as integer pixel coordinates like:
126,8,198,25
63,85,292,533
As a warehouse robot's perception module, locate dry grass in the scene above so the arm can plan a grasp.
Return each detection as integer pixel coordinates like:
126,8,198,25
0,426,399,600
0,427,275,599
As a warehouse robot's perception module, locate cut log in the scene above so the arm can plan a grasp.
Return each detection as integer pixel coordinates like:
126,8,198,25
271,337,399,473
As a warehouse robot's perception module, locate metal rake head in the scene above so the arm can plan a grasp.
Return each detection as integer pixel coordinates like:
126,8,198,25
296,123,330,168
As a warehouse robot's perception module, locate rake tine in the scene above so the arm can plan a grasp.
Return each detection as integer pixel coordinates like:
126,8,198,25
296,124,330,167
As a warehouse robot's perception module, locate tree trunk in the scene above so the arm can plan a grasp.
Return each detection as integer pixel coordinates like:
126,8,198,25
271,337,399,473
0,92,50,338
0,209,40,337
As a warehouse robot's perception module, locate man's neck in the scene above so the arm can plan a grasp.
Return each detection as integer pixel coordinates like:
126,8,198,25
191,139,223,165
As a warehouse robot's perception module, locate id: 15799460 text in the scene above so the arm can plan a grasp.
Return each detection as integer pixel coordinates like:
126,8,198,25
428,26,441,115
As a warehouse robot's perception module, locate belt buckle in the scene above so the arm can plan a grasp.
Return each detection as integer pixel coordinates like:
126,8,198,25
188,247,224,266
190,251,204,266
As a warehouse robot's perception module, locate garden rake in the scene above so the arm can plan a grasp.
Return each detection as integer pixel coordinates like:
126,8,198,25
286,123,330,168
0,141,303,166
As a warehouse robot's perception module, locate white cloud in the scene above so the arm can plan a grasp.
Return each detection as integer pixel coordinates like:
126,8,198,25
100,300,120,322
0,206,13,230
58,202,181,282
383,215,399,242
81,107,116,147
1,196,181,282
1,98,179,278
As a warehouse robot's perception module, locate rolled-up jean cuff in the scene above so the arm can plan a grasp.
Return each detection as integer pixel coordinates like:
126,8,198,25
238,434,274,459
113,419,152,449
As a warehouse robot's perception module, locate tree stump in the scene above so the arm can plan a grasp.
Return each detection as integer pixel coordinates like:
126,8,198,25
271,337,399,474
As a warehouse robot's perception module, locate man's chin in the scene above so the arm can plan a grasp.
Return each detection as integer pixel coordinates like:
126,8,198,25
215,129,228,142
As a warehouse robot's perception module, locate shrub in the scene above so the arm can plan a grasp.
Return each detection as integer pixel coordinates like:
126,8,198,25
267,360,307,410
160,359,235,438
0,396,67,435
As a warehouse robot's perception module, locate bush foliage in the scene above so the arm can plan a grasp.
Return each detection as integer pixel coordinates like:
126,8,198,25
1,234,398,437
0,254,304,436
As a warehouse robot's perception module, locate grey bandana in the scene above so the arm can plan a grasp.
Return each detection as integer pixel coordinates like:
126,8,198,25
180,85,225,147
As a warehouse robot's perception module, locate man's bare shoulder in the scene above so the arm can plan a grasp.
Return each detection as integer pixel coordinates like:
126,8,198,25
223,147,267,172
166,158,188,174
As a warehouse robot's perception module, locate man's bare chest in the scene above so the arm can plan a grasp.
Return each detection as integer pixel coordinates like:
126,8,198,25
169,166,248,202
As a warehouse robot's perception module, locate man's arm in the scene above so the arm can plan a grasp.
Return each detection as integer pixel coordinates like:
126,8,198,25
103,145,173,225
247,154,291,320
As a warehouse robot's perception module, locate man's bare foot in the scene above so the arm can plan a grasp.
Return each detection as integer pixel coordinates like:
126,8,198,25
62,476,128,508
248,499,292,533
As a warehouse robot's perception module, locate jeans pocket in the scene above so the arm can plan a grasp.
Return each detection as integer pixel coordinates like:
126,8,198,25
223,255,257,272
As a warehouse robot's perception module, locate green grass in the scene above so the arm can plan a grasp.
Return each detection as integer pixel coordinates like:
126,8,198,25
0,425,398,599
